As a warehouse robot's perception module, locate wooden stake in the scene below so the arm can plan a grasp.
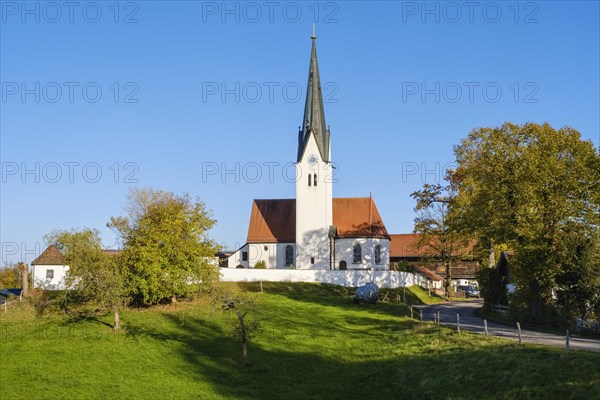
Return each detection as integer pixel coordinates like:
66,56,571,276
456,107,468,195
437,311,440,325
260,281,263,293
516,322,522,345
419,310,423,322
410,306,414,319
565,329,570,354
457,313,460,334
484,319,488,339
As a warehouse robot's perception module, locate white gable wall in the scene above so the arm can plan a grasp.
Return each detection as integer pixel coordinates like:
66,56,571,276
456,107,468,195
32,264,69,290
334,238,389,270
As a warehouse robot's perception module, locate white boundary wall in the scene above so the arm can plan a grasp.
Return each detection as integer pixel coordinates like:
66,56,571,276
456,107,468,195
220,268,415,289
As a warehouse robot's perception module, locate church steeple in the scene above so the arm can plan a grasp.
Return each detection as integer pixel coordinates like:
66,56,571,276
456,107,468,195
297,26,330,163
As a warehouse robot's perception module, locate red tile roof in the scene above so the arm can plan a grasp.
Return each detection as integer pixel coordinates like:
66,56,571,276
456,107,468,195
247,199,296,243
333,197,389,239
389,234,477,259
415,265,444,281
246,197,390,243
31,245,66,265
389,234,433,258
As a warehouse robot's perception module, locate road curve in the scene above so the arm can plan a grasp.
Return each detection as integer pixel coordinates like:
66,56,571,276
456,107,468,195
414,299,600,353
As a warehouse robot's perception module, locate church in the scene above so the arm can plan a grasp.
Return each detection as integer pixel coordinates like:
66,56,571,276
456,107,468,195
224,31,391,270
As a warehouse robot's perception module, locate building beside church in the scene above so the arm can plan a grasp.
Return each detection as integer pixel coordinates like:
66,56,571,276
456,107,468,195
225,32,391,270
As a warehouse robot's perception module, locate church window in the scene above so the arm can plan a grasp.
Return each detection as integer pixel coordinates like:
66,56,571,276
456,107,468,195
308,174,311,186
375,245,382,264
46,269,54,279
285,245,294,265
353,244,362,264
242,251,248,262
311,257,315,264
313,173,317,186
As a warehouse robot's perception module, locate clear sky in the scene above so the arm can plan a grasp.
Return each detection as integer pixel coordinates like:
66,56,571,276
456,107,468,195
1,1,599,265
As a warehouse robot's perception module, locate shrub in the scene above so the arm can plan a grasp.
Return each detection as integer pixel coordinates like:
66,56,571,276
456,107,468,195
254,260,267,269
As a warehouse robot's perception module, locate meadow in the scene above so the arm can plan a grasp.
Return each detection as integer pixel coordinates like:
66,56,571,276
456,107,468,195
1,283,598,400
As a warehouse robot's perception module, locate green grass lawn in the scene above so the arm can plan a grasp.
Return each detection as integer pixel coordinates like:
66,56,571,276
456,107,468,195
1,283,599,400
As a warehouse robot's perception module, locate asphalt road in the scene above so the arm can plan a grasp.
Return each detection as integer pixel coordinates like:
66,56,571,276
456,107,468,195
415,299,600,353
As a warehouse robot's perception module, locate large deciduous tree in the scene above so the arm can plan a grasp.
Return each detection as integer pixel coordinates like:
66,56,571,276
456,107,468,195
411,183,472,298
450,122,600,321
45,228,128,330
109,189,220,304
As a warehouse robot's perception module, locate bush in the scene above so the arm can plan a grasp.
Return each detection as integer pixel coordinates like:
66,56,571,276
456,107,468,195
254,260,267,269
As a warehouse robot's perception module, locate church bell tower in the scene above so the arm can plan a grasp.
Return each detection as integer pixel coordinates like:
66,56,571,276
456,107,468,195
295,27,334,269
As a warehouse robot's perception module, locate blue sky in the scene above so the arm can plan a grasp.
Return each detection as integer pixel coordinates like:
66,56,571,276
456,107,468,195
1,1,599,265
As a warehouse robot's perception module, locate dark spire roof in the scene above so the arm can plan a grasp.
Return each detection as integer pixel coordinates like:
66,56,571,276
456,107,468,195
297,29,330,163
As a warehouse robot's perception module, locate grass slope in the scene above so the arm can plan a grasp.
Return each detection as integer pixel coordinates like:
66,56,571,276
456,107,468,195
1,283,598,400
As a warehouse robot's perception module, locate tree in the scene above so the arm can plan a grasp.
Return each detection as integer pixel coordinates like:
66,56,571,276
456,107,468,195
450,122,600,321
411,183,472,298
219,290,262,367
17,262,29,296
0,265,19,288
45,228,128,330
554,230,600,322
109,188,220,304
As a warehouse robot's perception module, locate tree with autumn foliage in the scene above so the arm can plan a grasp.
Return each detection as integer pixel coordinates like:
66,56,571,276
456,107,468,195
109,188,220,304
449,122,600,322
45,228,128,330
411,182,473,298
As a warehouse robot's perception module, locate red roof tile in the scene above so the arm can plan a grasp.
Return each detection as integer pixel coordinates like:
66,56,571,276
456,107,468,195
31,245,66,265
246,197,390,243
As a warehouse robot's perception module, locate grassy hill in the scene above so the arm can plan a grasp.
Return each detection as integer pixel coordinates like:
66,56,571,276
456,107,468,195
1,283,598,400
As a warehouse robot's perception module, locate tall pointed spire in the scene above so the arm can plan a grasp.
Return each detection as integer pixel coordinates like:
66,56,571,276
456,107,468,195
297,26,330,163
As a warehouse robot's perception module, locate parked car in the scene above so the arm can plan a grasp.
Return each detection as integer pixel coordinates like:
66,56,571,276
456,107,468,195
354,283,379,304
464,286,480,298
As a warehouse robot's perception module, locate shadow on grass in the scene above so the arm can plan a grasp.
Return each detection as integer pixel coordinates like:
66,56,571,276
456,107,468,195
123,305,600,400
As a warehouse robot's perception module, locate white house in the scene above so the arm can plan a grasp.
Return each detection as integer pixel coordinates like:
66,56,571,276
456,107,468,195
225,32,391,271
31,244,70,290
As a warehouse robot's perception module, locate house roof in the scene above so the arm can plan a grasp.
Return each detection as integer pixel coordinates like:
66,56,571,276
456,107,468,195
102,249,122,257
31,245,66,265
389,234,477,259
246,197,390,243
389,234,432,258
414,265,444,281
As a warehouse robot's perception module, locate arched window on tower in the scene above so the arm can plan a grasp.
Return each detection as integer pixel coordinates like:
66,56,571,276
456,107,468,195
308,174,311,186
353,243,362,264
285,245,294,266
313,173,318,186
374,245,382,265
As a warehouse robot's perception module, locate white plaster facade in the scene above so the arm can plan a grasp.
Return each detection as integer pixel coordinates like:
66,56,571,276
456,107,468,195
333,238,389,271
32,264,69,290
226,243,297,269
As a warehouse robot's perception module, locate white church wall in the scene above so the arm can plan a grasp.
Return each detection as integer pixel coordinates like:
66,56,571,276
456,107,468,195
334,238,389,270
32,264,70,290
226,245,249,269
227,243,297,268
220,268,415,288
